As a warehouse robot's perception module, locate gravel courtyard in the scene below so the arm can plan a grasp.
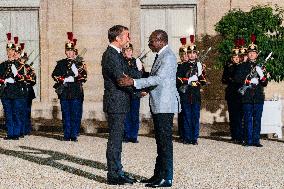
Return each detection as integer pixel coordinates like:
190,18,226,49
0,132,284,189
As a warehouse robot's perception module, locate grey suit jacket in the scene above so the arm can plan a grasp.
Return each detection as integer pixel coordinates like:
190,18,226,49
101,46,131,113
134,46,181,114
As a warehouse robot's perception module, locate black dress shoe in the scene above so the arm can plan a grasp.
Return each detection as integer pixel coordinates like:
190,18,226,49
122,138,129,143
192,141,198,145
243,143,253,147
13,137,19,140
140,175,159,183
254,143,263,147
129,138,139,143
62,138,70,141
3,136,14,140
145,179,172,188
70,137,78,142
183,140,192,144
107,174,136,185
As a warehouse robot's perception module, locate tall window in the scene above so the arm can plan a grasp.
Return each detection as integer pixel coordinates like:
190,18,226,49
0,8,40,99
141,4,196,68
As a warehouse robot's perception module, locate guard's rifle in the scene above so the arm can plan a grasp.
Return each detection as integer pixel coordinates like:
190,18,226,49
238,52,272,95
198,47,212,63
137,49,151,63
28,53,40,67
73,48,87,73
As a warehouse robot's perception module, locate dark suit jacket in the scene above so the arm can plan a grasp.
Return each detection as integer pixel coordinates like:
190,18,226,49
101,46,131,113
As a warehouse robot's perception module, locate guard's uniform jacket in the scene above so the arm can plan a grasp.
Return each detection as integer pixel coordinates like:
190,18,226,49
222,61,242,102
176,60,206,104
234,60,268,104
0,60,27,99
52,58,86,100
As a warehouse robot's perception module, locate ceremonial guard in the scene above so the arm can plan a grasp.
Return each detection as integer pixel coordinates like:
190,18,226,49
122,43,143,143
222,41,243,144
0,34,27,140
234,34,268,147
176,35,206,145
20,43,36,135
52,32,87,142
177,37,188,141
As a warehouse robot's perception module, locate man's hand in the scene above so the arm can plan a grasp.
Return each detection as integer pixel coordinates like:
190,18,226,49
118,74,134,86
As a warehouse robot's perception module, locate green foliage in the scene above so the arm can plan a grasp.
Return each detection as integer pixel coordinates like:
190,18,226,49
215,5,284,81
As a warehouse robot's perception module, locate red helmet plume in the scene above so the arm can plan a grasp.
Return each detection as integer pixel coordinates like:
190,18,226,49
190,35,195,44
73,39,77,46
180,37,186,45
67,32,73,41
20,43,25,50
14,36,19,44
6,33,11,41
251,34,256,44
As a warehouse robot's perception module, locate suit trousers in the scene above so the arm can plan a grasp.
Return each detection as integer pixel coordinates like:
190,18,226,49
242,103,263,145
152,113,174,180
106,113,126,179
1,98,26,138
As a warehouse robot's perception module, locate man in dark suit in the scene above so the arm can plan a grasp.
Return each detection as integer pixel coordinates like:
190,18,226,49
118,30,180,188
101,25,137,185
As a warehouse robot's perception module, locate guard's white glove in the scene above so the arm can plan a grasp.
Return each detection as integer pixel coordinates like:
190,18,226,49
250,78,259,85
4,77,15,84
136,58,143,71
188,75,198,84
63,76,74,84
197,62,202,76
71,63,79,77
256,66,264,79
11,64,18,77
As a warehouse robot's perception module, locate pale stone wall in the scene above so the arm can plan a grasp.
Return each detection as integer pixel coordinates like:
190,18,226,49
28,0,141,132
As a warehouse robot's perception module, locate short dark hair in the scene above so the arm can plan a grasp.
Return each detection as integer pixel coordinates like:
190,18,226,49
108,25,129,43
154,29,168,43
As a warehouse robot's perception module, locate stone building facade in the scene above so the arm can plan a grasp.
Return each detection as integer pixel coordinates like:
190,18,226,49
0,0,283,132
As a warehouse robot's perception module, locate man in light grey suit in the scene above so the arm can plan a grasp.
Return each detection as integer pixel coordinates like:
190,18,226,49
118,30,180,188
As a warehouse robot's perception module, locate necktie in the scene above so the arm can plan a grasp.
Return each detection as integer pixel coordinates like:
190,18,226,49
154,54,158,63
